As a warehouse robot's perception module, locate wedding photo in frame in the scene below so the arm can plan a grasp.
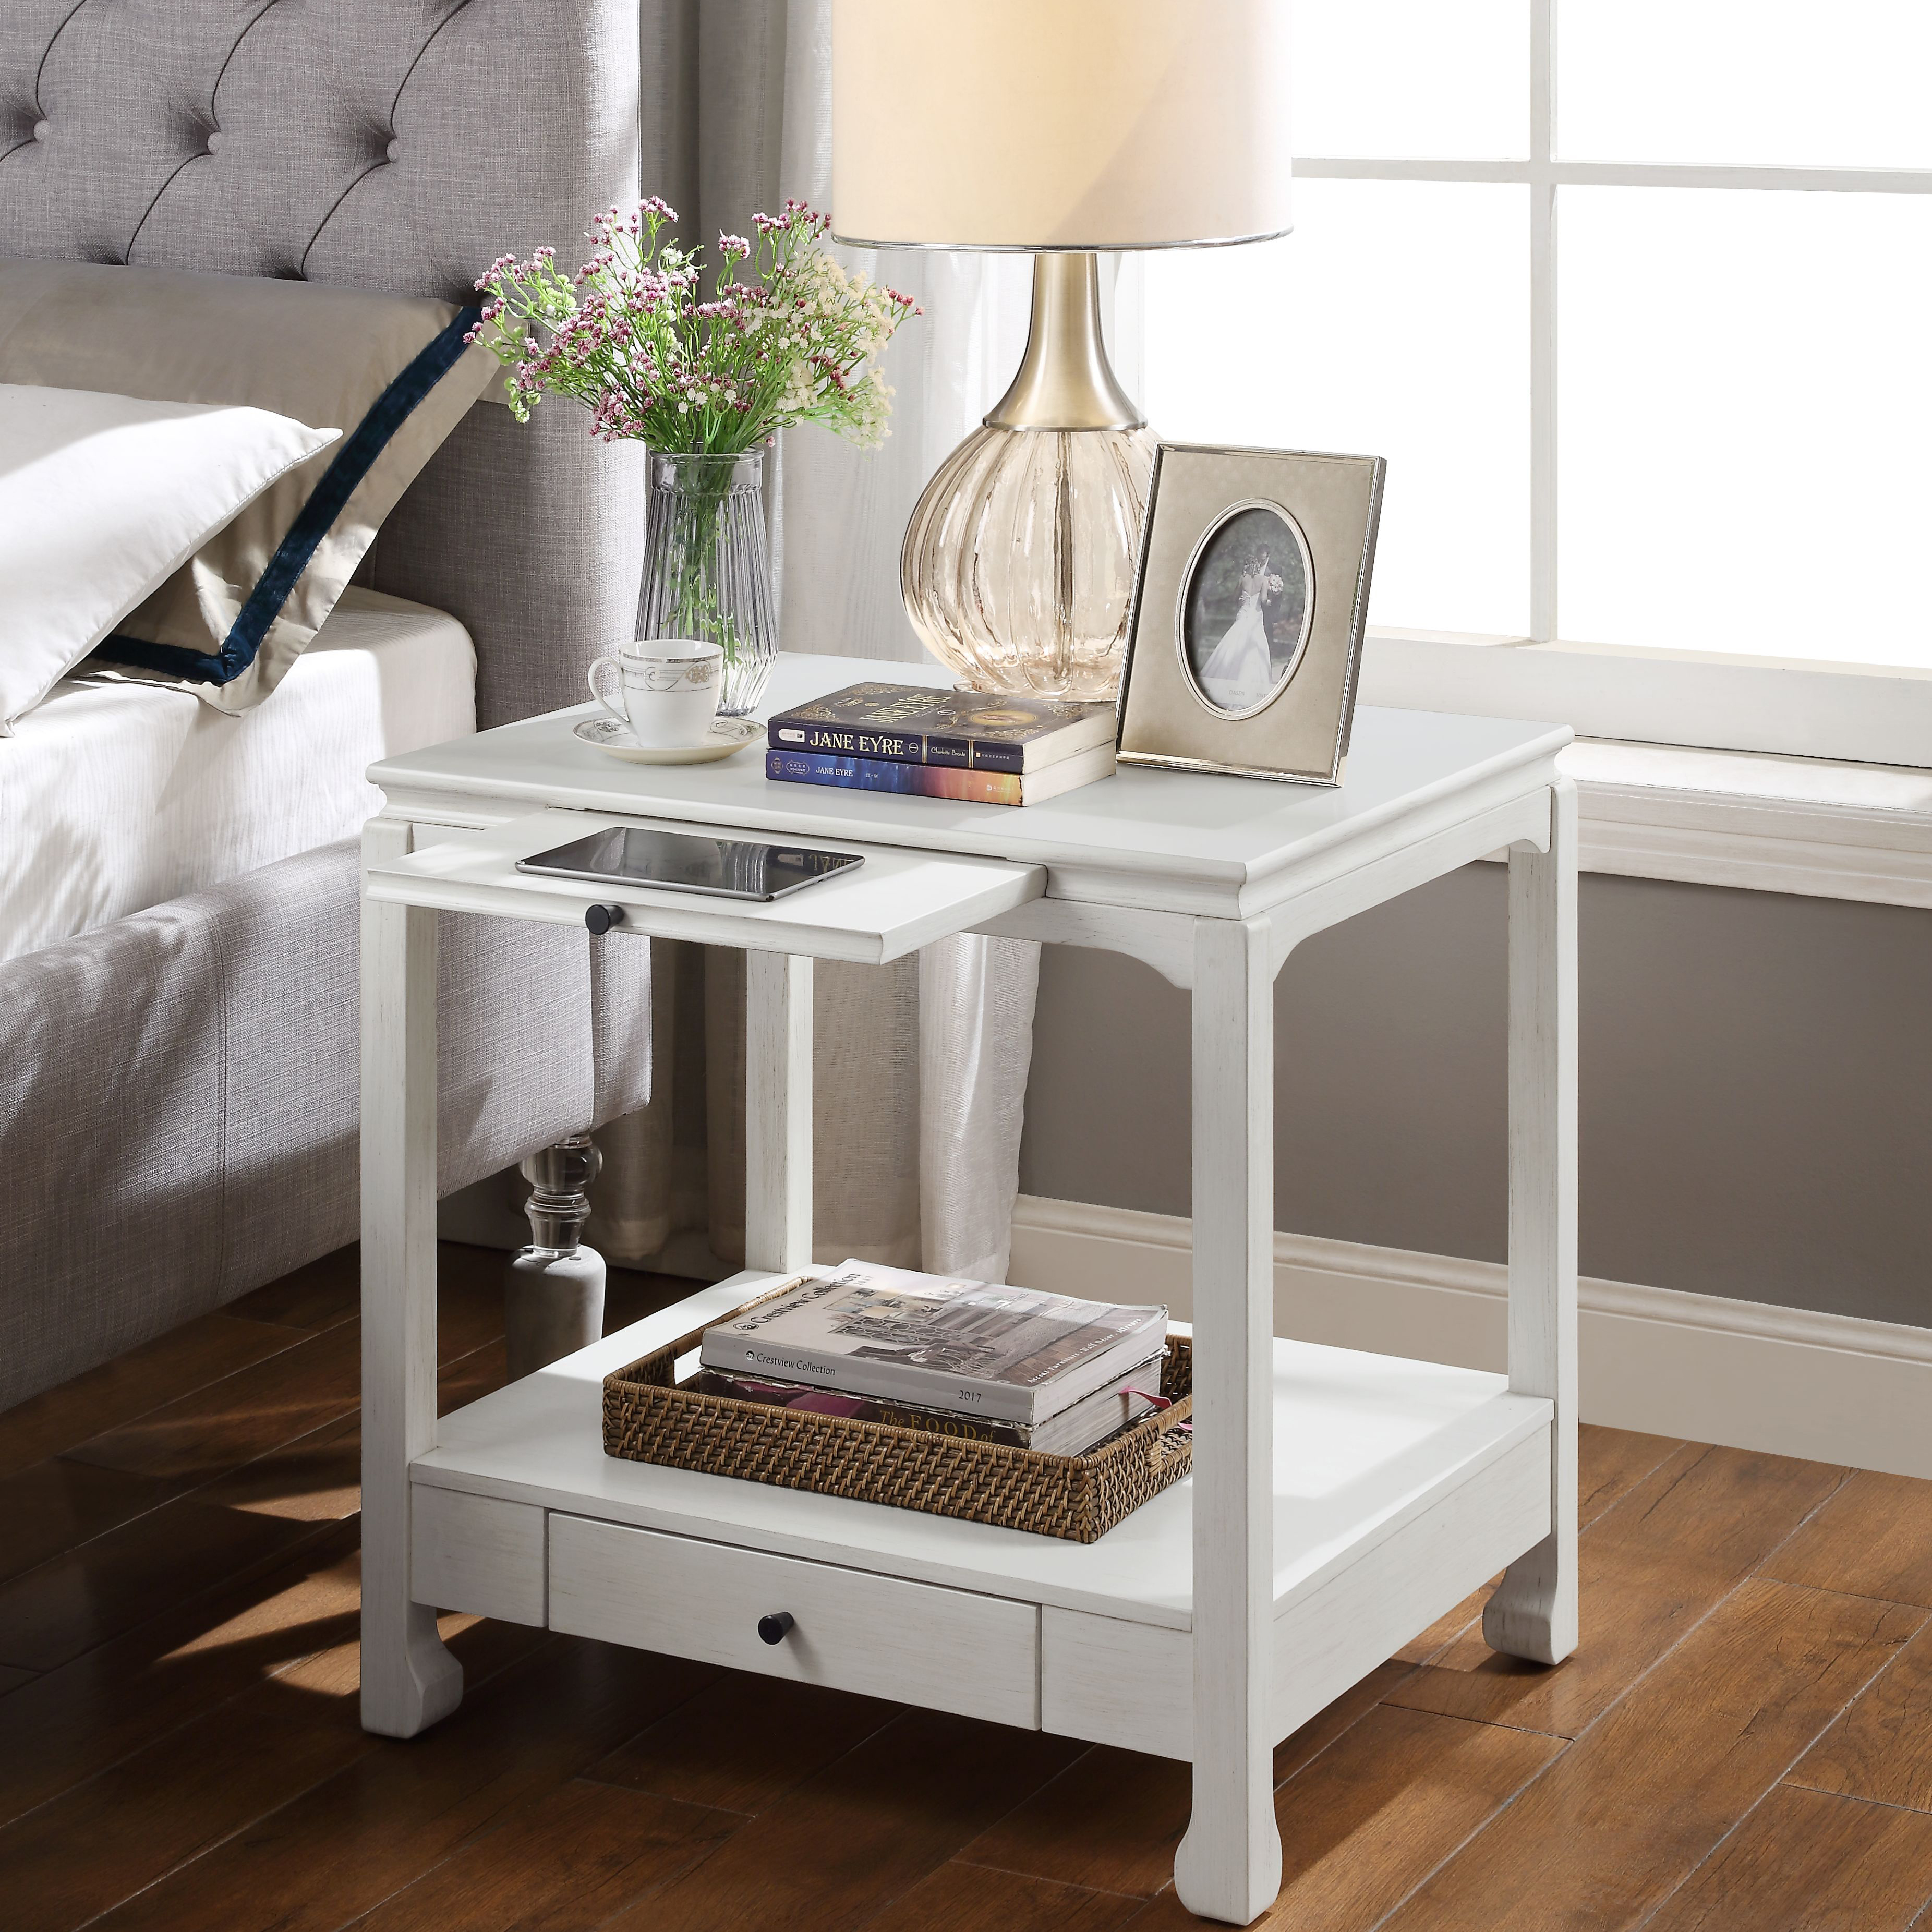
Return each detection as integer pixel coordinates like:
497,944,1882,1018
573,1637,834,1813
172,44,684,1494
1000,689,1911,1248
1116,443,1386,786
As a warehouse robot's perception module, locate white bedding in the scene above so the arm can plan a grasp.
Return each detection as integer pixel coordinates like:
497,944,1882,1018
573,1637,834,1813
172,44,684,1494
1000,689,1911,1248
0,588,475,963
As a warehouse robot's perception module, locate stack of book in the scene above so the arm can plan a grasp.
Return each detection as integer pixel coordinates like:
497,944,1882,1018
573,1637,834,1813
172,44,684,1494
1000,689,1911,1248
694,1260,1168,1456
765,683,1117,807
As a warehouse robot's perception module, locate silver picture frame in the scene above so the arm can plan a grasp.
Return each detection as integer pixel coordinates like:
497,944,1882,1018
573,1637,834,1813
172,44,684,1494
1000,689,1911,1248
1115,443,1386,786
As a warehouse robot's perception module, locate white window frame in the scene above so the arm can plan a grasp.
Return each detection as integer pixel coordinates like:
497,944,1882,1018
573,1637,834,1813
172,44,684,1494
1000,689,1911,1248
1138,0,1932,770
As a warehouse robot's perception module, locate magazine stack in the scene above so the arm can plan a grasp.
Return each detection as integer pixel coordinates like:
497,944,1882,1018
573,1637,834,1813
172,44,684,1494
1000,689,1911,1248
694,1261,1168,1457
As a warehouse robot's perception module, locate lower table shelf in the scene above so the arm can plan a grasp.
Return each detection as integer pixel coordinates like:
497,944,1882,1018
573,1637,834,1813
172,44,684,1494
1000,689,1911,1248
413,1271,1552,1761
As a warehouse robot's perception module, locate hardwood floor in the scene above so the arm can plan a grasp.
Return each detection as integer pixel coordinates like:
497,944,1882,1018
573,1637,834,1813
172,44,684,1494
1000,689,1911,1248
3,1241,1929,1931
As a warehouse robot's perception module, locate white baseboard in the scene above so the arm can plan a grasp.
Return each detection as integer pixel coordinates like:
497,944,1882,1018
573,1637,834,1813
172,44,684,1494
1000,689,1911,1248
1008,1194,1932,1481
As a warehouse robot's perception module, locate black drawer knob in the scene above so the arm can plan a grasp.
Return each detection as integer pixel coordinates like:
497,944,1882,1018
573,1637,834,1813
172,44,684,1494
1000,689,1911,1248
585,904,625,935
757,1611,795,1645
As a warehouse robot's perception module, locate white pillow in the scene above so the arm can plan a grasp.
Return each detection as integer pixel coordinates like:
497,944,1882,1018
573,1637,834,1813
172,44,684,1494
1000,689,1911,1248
0,385,337,733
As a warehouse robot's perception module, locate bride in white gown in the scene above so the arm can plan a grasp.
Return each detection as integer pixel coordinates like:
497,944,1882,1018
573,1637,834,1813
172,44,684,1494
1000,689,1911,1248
1197,550,1285,710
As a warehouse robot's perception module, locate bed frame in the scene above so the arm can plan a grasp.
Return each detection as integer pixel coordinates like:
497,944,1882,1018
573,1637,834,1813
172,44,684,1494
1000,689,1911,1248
0,1,657,1404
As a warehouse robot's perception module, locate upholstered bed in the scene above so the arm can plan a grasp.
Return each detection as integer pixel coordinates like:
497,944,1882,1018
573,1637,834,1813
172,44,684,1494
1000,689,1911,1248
1,1,657,1403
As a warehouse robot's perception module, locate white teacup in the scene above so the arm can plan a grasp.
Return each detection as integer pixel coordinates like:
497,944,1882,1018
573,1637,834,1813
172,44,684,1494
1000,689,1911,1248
587,639,723,749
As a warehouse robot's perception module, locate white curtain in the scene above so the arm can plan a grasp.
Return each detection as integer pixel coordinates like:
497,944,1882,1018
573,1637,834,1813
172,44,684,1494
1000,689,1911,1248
778,0,1042,1282
587,0,1042,1286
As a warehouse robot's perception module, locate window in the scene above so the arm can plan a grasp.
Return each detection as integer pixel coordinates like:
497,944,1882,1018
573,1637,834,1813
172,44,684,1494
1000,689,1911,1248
1132,0,1932,765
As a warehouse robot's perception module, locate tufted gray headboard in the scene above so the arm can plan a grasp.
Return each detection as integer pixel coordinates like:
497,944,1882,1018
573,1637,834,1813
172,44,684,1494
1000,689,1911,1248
0,0,649,727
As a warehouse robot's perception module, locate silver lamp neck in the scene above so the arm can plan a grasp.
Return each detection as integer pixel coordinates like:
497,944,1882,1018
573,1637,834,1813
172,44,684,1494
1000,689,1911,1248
984,252,1144,433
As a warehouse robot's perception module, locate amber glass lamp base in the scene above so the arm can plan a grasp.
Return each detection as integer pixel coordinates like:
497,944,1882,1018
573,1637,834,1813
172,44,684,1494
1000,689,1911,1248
899,253,1156,705
900,421,1156,703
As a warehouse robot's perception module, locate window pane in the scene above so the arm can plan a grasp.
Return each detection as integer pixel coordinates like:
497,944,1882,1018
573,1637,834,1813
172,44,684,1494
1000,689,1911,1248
1295,0,1527,159
1559,0,1932,168
1560,189,1932,668
1144,182,1529,637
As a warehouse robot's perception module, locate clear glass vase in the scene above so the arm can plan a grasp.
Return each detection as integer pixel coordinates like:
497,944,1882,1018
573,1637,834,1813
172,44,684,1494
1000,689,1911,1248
634,449,777,717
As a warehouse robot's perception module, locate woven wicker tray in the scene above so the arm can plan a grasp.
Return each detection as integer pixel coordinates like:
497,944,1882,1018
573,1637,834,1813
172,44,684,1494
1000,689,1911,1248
602,1283,1193,1544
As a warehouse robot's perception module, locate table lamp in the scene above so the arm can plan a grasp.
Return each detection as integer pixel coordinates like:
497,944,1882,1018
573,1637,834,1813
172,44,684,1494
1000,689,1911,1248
831,0,1293,702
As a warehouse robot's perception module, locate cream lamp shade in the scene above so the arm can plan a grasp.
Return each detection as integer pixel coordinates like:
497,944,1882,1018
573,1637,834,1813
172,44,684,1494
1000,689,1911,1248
831,0,1293,251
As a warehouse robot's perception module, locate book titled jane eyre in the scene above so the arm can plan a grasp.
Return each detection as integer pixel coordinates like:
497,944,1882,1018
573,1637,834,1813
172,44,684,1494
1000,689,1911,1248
767,683,1115,774
766,743,1114,806
700,1262,1167,1429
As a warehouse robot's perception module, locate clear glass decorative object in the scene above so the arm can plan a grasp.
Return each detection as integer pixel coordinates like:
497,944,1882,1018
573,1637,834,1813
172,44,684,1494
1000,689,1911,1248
634,449,778,717
900,423,1157,703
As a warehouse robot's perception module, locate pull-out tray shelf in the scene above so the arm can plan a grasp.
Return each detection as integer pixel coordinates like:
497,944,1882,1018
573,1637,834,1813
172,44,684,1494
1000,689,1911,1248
365,808,1046,964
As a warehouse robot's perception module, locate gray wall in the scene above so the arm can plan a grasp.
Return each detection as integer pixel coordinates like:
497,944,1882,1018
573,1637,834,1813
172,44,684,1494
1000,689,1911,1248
1018,868,1932,1330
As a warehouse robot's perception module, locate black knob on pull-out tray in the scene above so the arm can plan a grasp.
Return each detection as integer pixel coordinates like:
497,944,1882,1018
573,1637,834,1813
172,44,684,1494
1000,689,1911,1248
757,1612,795,1645
584,904,625,935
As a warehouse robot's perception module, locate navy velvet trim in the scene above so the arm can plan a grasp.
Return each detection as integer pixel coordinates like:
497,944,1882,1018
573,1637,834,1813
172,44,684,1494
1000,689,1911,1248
96,304,481,687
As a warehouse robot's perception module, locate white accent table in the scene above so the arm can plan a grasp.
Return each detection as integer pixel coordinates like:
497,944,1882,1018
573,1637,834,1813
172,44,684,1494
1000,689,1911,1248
359,653,1577,1927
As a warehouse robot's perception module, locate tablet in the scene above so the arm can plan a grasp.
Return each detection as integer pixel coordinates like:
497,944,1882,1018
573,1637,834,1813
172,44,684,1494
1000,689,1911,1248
515,826,864,902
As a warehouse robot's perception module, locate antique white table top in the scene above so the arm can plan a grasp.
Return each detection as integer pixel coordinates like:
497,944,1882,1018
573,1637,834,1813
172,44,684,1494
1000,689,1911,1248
368,651,1571,920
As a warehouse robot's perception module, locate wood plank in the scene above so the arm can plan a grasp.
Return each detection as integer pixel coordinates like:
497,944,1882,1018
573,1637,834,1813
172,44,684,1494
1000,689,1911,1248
603,1269,702,1335
1643,1784,1932,1931
1378,1579,1925,1932
1788,1619,1932,1813
433,1242,525,1346
1760,1468,1932,1609
0,1492,334,1673
955,1748,1182,1902
0,1455,176,1584
1576,1424,1687,1527
584,1668,901,1815
349,1778,738,1931
0,1525,361,1826
1274,1658,1419,1784
593,1709,1085,1932
83,1639,717,1932
871,1862,1143,1932
1394,1579,1498,1666
1388,1442,1848,1735
57,1320,364,1484
225,1236,509,1347
438,1339,509,1410
197,1341,506,1524
197,1415,363,1523
2,1604,543,1932
0,1314,304,1479
1125,1706,1563,1932
1393,1427,1684,1666
226,1245,362,1332
0,1653,379,1932
65,1273,504,1489
958,1662,1413,1900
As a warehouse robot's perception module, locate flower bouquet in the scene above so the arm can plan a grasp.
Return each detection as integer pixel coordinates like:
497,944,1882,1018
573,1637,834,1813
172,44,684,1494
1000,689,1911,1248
471,198,919,714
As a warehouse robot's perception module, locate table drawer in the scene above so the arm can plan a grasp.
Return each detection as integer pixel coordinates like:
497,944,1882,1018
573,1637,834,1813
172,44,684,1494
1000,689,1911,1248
548,1514,1039,1728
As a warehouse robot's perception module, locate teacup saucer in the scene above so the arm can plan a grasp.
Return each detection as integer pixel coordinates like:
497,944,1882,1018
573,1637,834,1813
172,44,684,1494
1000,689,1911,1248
574,715,762,765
